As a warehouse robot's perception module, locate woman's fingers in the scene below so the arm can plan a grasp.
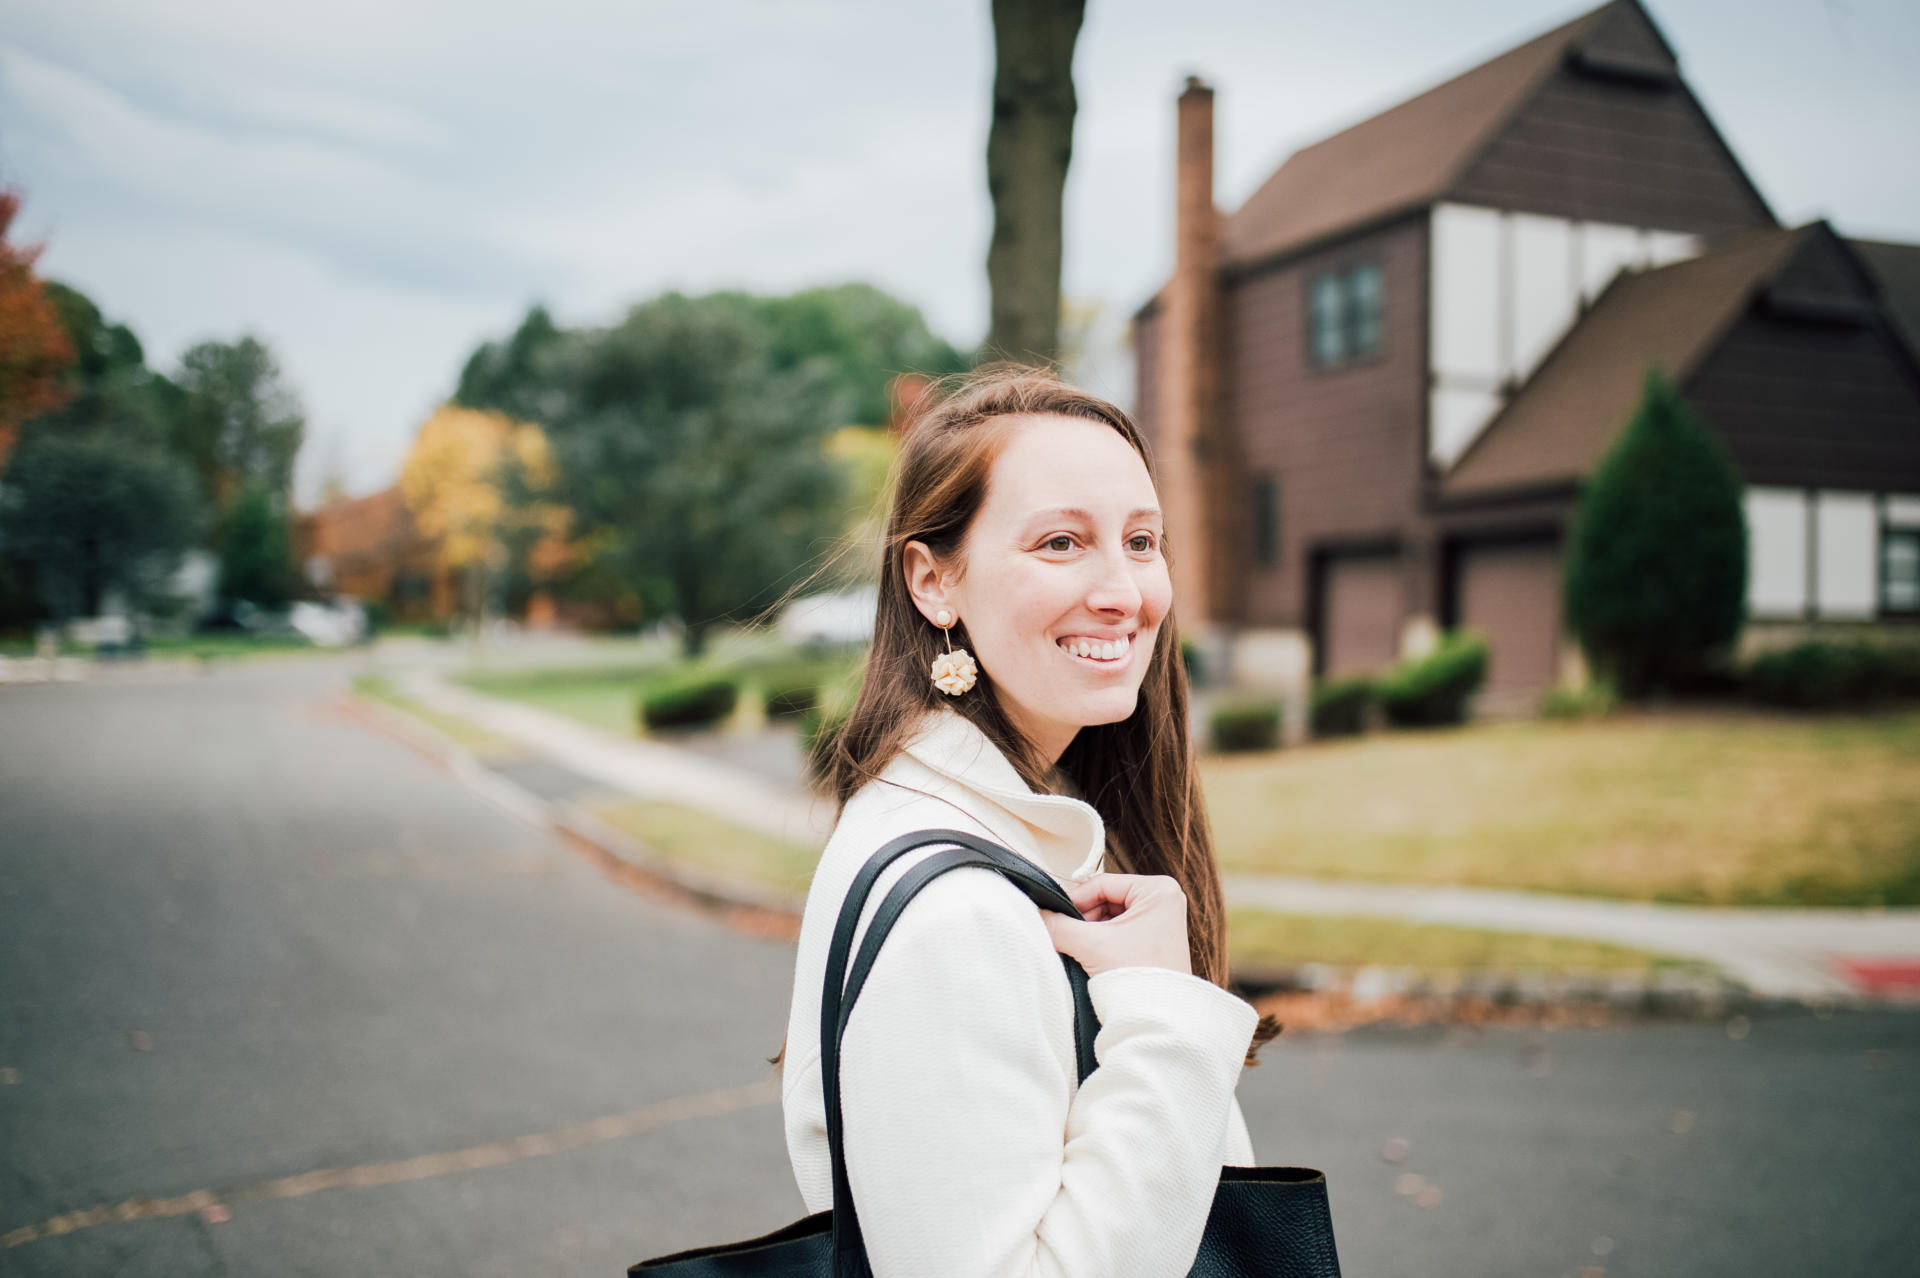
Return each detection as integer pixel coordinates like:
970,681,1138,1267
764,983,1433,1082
1042,873,1194,977
1064,873,1139,911
1064,872,1178,915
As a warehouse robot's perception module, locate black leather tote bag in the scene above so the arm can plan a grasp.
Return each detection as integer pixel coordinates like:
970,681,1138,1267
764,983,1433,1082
630,828,1342,1277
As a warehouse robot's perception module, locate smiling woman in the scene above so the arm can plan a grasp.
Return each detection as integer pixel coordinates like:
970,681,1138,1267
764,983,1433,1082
900,424,1173,768
762,364,1288,1277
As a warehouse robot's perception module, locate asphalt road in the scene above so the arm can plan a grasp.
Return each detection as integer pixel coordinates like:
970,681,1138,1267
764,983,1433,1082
1,657,1914,1277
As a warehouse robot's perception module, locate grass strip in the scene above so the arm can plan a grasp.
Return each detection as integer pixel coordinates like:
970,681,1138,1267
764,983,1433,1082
1227,906,1697,975
351,674,522,760
584,798,820,897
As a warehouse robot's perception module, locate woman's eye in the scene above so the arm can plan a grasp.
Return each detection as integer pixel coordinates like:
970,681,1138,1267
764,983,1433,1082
1129,534,1156,553
1045,535,1075,552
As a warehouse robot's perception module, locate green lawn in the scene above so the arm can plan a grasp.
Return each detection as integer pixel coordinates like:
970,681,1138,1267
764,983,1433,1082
143,633,325,660
453,663,668,736
1203,707,1920,907
453,648,862,738
1228,908,1691,975
0,633,323,661
585,799,821,896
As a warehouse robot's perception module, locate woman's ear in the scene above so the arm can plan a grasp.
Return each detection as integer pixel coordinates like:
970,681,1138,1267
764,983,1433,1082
901,539,954,626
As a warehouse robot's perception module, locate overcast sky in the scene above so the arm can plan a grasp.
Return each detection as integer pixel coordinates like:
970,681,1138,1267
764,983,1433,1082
3,0,1915,502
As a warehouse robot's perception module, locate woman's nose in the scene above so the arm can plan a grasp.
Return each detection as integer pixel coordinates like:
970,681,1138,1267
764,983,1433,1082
1086,546,1143,614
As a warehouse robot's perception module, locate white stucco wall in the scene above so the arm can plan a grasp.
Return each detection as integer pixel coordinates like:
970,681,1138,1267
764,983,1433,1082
1428,201,1702,469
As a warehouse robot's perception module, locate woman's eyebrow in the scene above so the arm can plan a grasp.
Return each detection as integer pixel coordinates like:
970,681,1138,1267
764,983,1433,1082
1022,505,1163,527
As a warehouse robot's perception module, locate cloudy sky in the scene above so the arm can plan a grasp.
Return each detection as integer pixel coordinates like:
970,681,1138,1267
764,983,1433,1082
3,0,1915,502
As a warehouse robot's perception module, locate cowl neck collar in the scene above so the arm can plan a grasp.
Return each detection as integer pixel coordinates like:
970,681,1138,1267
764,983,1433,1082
891,703,1107,883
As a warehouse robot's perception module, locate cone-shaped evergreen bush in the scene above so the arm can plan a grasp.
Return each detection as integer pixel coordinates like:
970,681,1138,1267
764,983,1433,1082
1563,367,1748,697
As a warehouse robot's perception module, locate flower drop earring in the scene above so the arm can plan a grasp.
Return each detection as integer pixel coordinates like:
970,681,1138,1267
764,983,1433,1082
929,608,978,696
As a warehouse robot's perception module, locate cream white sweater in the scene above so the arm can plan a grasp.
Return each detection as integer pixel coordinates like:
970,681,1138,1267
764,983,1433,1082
780,704,1259,1278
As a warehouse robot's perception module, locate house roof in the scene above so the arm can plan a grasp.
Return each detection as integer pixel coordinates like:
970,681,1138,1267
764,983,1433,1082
1221,1,1622,267
1435,224,1815,500
1852,238,1920,357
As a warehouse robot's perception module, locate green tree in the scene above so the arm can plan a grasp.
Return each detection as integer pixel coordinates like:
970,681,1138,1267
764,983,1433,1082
1563,367,1748,698
453,304,566,424
748,284,971,425
32,282,178,440
454,284,967,644
459,293,851,656
217,482,300,608
0,430,204,619
458,286,966,433
985,0,1084,365
1,282,211,627
171,336,305,514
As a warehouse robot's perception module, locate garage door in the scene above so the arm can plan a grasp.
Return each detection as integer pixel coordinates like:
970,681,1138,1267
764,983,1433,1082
1321,554,1403,678
1457,540,1562,702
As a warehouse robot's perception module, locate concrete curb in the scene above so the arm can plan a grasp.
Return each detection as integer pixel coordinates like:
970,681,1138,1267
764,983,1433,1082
1228,960,1787,1019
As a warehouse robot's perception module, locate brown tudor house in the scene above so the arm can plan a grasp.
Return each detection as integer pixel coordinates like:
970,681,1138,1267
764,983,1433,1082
1132,0,1920,719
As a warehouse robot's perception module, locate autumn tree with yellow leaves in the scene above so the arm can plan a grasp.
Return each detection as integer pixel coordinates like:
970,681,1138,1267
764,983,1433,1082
399,404,573,624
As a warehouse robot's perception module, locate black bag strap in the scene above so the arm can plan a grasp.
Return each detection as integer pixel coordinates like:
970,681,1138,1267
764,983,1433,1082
819,829,1103,1278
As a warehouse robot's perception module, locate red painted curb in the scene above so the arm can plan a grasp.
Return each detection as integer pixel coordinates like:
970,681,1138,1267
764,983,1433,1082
1832,957,1920,997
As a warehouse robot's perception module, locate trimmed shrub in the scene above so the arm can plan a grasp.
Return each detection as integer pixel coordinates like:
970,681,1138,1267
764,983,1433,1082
1893,644,1920,697
1376,630,1489,727
1563,367,1748,698
1539,680,1619,720
1310,678,1374,737
1210,697,1281,753
1180,637,1206,686
639,675,739,730
1743,639,1920,709
798,703,850,779
759,672,820,719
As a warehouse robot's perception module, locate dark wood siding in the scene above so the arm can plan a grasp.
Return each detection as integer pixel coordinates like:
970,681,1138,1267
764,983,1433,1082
1684,311,1920,493
1221,216,1429,630
1451,65,1774,235
1575,0,1676,78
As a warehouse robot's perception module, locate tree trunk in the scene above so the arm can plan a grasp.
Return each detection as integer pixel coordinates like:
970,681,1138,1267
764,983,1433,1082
985,0,1084,367
677,565,708,659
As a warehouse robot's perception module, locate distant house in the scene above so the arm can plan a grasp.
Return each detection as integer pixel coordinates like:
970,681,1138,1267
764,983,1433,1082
297,486,448,622
1134,0,1920,713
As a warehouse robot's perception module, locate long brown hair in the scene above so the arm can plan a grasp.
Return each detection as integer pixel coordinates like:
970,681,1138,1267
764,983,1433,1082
771,364,1280,1071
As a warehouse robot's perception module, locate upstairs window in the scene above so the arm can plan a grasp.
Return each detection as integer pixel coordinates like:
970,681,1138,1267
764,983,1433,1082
1308,260,1385,369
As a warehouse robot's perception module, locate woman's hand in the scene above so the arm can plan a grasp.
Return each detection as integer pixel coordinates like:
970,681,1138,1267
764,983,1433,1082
1039,873,1193,978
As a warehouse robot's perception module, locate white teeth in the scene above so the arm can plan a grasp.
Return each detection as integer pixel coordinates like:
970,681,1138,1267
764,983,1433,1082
1060,635,1129,661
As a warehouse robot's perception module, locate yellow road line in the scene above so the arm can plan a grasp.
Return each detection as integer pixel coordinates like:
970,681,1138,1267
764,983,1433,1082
3,1073,779,1250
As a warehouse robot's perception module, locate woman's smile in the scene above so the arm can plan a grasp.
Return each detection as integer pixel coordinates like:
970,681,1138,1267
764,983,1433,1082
1056,632,1135,669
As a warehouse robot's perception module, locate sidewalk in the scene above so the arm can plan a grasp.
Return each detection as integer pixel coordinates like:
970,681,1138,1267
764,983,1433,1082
380,665,1920,1005
1224,876,1920,1001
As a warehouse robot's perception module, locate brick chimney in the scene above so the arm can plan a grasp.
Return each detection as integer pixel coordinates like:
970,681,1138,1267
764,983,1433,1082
1156,76,1223,646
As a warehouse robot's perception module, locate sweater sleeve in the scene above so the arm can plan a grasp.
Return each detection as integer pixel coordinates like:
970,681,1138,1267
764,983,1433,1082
836,865,1258,1278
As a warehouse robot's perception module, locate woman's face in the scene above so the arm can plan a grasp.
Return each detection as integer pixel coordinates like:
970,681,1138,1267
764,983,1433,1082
906,413,1174,767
